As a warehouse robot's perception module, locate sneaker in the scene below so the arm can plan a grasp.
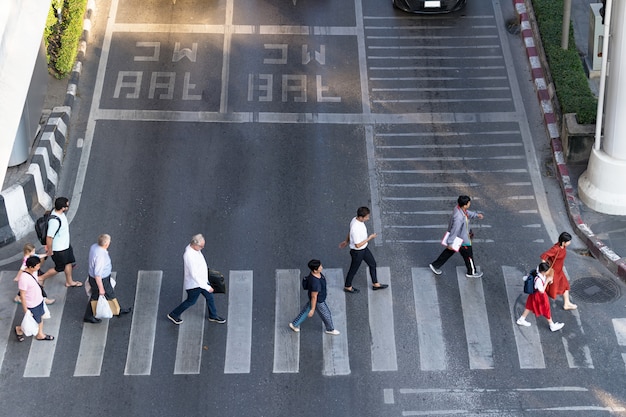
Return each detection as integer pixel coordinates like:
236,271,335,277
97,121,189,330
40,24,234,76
549,322,564,332
289,323,300,333
516,317,531,327
208,316,226,324
429,264,442,275
167,314,183,325
325,329,340,335
466,271,484,278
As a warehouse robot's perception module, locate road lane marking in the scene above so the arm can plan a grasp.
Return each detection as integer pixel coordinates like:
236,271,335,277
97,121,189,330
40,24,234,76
502,266,545,369
412,267,447,371
273,269,301,374
322,268,350,376
173,283,206,375
0,272,18,372
124,270,161,375
457,266,493,369
24,273,67,378
224,270,253,374
368,267,398,371
73,272,116,377
560,268,593,369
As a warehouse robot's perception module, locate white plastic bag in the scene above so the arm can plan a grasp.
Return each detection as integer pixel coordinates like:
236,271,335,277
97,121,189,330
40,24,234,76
21,311,39,336
95,295,113,319
84,278,91,297
42,303,51,319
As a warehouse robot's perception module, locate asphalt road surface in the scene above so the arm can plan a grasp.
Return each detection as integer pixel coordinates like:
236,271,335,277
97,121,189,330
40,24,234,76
1,0,626,416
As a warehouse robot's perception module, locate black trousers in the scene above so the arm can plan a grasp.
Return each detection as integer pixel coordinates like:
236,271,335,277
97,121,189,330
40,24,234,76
84,275,116,320
344,247,378,288
431,246,477,275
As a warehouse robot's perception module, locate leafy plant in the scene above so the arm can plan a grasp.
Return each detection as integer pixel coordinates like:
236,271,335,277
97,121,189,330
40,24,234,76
531,0,598,124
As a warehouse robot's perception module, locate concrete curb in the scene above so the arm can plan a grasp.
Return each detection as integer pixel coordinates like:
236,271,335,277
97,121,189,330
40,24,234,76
0,0,96,248
515,0,626,281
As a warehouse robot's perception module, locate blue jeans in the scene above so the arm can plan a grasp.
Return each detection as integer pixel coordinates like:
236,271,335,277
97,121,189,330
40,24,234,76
292,301,334,331
170,287,218,319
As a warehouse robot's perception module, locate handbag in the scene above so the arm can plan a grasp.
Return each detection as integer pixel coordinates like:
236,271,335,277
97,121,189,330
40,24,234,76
42,303,51,319
95,295,113,319
91,297,121,316
21,311,39,336
208,269,226,294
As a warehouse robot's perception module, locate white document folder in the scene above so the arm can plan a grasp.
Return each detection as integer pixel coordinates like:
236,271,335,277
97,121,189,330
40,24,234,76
441,232,464,252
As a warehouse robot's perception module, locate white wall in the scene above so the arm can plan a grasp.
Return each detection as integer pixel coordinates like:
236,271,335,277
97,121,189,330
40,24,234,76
0,0,52,188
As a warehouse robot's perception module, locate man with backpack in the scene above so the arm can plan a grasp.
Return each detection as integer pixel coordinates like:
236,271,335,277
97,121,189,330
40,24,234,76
38,197,82,288
288,259,340,335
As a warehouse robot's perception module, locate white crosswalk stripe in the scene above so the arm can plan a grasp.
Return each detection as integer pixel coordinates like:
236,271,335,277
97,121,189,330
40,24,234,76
273,269,300,373
502,266,546,369
24,273,67,378
367,267,397,372
74,272,116,377
224,270,253,374
0,266,619,378
411,267,446,371
173,281,206,375
457,266,494,370
322,268,350,376
124,270,161,376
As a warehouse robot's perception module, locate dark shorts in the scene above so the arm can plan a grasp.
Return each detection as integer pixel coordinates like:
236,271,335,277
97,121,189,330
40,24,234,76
28,301,45,324
51,246,75,272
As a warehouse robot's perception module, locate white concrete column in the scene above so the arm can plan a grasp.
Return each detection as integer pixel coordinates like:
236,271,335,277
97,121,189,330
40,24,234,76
579,0,626,215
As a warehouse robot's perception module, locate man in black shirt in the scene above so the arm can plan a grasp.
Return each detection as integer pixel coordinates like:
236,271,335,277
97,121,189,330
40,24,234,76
289,259,340,335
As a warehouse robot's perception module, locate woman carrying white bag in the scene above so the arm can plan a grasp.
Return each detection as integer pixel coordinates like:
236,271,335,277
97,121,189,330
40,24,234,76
15,256,55,342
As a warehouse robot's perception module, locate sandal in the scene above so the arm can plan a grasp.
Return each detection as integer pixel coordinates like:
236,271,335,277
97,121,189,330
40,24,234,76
65,281,83,287
36,335,54,341
15,328,25,342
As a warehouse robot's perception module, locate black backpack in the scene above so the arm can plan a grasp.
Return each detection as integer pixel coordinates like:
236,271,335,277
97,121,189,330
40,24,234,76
302,275,309,290
35,211,60,245
523,269,538,294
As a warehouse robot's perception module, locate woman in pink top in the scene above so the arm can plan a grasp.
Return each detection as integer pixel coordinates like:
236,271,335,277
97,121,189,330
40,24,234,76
15,256,54,342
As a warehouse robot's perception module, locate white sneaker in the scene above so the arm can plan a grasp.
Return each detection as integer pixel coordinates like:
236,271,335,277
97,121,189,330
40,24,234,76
288,323,300,333
466,271,484,278
325,329,340,335
429,264,442,275
516,317,531,327
549,322,564,332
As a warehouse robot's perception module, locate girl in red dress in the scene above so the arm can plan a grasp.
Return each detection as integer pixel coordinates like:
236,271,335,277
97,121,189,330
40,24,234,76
516,262,564,332
541,232,576,310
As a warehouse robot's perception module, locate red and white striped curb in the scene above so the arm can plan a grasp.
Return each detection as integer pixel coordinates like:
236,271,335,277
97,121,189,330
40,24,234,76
514,0,626,280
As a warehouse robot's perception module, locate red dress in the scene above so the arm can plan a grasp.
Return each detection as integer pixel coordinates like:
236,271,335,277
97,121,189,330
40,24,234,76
541,244,568,299
525,274,551,319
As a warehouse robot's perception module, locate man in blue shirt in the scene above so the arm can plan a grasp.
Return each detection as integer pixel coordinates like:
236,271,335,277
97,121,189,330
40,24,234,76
84,234,131,323
289,259,340,335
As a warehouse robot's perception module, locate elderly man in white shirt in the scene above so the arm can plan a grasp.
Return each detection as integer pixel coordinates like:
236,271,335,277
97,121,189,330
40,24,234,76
84,234,131,323
167,234,226,325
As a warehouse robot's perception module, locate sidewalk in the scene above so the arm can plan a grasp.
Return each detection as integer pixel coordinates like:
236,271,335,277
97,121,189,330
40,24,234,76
515,0,626,281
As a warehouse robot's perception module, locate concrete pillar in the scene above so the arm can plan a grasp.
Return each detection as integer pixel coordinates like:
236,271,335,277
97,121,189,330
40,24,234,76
579,0,626,215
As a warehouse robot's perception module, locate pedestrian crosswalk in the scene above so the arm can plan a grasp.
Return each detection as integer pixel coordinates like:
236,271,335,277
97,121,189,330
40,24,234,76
0,265,621,378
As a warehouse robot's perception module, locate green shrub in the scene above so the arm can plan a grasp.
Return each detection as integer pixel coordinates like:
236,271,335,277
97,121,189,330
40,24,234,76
532,0,598,124
45,0,88,78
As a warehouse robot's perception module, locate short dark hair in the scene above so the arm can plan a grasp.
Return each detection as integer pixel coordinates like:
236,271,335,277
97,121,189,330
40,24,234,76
26,256,41,268
54,197,69,210
537,261,551,273
308,259,321,271
457,195,471,207
558,232,572,245
356,207,370,218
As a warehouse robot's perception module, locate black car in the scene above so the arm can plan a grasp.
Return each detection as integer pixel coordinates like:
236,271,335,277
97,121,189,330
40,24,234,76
393,0,467,14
